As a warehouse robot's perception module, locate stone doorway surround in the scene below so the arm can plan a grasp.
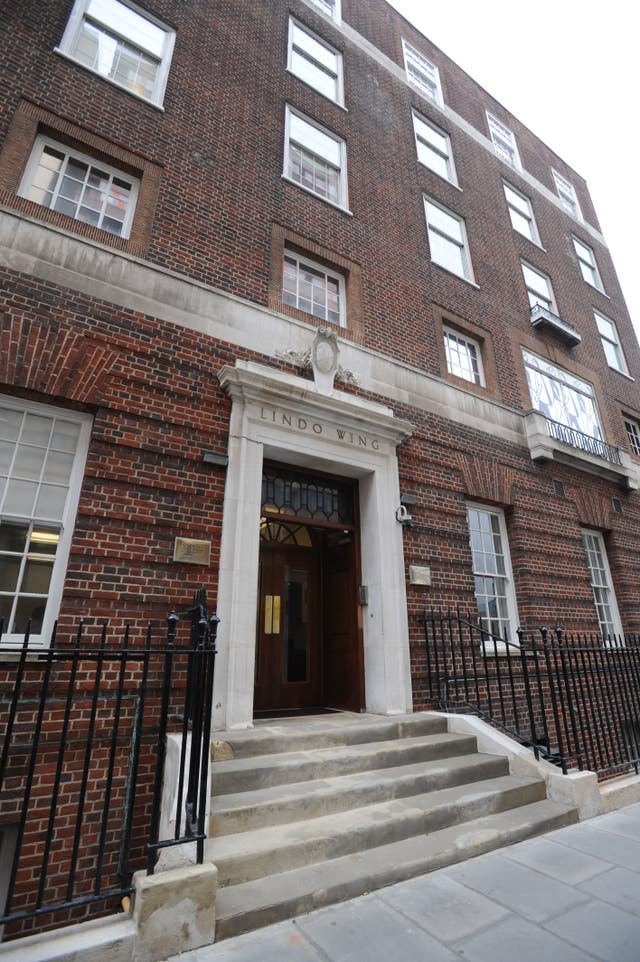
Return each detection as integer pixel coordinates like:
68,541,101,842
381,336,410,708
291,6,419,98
213,359,415,730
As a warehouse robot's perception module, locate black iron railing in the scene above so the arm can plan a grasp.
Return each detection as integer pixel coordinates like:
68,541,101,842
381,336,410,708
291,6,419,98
420,610,640,778
0,594,218,940
545,417,622,465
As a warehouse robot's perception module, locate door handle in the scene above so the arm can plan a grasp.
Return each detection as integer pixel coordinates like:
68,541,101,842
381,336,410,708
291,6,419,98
264,595,281,634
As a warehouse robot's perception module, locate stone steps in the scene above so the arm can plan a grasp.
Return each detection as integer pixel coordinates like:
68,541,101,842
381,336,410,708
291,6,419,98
208,712,577,941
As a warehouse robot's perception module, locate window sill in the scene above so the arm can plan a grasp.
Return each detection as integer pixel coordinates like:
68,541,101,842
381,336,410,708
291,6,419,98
282,175,353,215
430,261,480,289
417,162,462,191
612,367,635,382
54,48,166,111
286,69,348,111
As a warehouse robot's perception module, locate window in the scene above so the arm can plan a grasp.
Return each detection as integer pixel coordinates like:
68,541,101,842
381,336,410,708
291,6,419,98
486,113,521,170
0,398,91,647
624,416,640,456
523,349,603,441
553,170,582,219
595,311,628,374
572,237,604,291
521,261,556,313
282,250,344,326
402,40,443,106
503,182,540,244
412,111,456,183
287,18,343,105
57,0,175,106
424,197,473,282
466,504,518,642
582,529,622,639
308,0,340,21
443,327,484,385
18,136,139,238
284,106,348,209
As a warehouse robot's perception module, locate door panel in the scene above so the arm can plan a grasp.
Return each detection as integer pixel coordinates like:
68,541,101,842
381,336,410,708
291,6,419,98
323,530,363,711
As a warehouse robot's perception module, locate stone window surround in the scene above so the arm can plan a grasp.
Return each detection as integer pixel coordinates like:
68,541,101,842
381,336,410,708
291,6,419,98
0,100,162,257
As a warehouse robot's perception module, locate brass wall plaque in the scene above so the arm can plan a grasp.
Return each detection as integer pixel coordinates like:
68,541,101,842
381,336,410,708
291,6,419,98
409,564,431,586
173,537,211,566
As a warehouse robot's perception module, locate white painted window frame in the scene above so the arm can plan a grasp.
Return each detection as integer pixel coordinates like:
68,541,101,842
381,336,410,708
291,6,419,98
521,260,557,313
466,502,519,644
283,104,349,210
503,181,540,245
412,110,457,184
572,236,604,292
287,17,344,106
443,326,485,386
486,112,521,170
0,396,92,650
552,169,583,220
582,528,623,641
282,249,346,327
18,134,140,239
307,0,341,22
55,0,175,108
594,310,628,374
624,416,640,457
423,195,474,283
402,39,444,107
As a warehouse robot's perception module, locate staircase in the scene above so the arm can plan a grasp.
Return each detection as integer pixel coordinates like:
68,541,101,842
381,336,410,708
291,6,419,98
207,712,577,940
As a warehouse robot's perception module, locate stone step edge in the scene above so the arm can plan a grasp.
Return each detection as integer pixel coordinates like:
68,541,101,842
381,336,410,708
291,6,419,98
211,752,510,835
214,799,578,942
208,775,547,885
211,732,478,794
212,712,447,760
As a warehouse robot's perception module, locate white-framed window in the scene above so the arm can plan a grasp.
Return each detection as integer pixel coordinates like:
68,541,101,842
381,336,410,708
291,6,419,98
287,18,343,105
402,40,443,106
308,0,340,22
424,196,474,282
0,398,91,648
572,236,604,291
595,311,628,374
523,349,603,441
521,260,557,313
503,182,540,244
18,136,139,238
486,112,521,170
56,0,175,107
443,327,484,385
582,529,623,640
284,106,348,209
466,503,519,643
412,111,456,183
624,416,640,457
553,170,582,219
282,250,345,327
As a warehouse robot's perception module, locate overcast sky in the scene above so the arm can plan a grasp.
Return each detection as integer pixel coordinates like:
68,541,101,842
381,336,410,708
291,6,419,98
388,0,640,340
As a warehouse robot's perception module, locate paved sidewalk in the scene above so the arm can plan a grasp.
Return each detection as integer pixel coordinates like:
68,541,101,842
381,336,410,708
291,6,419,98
169,803,640,962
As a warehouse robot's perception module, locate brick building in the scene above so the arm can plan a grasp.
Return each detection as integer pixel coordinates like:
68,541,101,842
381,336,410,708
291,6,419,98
1,0,640,945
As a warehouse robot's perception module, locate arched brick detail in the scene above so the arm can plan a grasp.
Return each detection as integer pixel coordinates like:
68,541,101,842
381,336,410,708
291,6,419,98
569,485,612,530
454,453,516,506
0,312,119,403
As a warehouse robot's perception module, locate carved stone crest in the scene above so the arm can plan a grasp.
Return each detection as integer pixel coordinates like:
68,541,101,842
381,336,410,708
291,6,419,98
276,327,359,395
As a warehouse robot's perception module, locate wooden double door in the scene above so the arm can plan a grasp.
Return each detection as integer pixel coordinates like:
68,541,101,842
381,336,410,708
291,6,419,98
254,521,363,713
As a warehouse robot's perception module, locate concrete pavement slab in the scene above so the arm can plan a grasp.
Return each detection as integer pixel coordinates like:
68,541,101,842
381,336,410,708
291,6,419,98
578,866,640,917
550,822,640,870
295,892,459,962
378,873,509,943
545,899,640,962
500,835,611,884
444,851,589,922
170,923,324,962
453,915,599,962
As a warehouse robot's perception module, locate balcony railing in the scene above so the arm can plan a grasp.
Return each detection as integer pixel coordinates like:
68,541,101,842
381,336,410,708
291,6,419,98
530,303,581,346
545,417,622,465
